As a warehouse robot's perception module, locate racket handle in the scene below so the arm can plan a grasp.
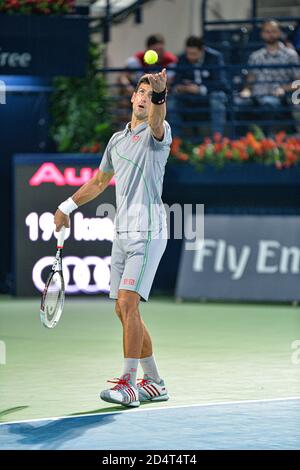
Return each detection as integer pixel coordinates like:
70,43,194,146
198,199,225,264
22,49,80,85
57,226,66,249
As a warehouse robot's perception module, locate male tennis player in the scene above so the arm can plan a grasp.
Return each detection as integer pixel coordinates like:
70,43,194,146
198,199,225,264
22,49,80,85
54,68,171,408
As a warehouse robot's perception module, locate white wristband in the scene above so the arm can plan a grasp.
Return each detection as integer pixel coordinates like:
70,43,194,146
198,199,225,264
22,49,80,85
58,197,78,216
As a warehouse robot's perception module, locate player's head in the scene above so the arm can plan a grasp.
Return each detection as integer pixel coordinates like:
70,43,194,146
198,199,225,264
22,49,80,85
185,36,204,63
261,19,281,45
131,75,152,120
146,34,165,60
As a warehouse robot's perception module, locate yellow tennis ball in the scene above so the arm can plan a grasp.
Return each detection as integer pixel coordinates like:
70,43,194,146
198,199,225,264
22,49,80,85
144,49,158,65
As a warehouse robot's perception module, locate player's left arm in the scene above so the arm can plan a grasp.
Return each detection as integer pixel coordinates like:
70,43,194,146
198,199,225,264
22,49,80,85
148,68,167,141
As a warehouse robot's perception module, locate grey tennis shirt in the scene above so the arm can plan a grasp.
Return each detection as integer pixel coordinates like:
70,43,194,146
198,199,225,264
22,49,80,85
99,120,172,232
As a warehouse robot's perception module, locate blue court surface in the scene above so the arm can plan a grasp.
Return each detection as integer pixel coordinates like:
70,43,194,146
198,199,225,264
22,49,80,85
0,398,299,450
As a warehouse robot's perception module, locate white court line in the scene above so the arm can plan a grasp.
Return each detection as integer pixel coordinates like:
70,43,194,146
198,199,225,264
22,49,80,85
1,396,300,427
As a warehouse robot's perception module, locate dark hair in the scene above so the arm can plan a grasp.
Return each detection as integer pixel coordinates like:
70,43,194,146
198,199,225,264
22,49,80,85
146,34,165,48
185,36,204,50
261,19,281,31
135,75,150,92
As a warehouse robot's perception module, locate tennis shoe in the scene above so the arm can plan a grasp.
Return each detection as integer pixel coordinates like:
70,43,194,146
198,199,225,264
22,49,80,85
100,373,140,408
137,374,169,402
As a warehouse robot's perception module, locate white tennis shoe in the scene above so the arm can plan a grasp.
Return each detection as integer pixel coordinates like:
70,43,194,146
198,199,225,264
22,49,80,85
100,373,140,408
137,374,170,402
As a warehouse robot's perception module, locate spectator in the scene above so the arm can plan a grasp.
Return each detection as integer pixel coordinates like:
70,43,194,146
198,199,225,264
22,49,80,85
169,36,228,138
237,20,300,133
118,34,177,96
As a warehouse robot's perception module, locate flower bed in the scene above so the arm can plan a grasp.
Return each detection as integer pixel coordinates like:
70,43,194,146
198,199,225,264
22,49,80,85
170,129,300,170
0,0,74,15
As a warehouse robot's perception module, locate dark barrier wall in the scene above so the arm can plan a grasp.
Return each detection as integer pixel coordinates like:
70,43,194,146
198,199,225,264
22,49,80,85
0,83,53,292
0,15,89,76
0,13,89,291
12,154,300,297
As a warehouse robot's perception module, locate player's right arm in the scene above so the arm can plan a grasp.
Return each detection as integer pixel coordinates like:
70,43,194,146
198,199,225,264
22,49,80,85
54,169,114,231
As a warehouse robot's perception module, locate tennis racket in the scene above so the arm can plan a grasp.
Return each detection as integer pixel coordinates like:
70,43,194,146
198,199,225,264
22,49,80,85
40,226,66,329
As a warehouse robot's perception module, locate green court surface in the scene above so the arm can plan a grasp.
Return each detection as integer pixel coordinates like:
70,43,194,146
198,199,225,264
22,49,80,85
0,297,299,423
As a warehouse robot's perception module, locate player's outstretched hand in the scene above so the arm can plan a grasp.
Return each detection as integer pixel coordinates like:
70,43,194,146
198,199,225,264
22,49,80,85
148,68,167,93
54,209,70,232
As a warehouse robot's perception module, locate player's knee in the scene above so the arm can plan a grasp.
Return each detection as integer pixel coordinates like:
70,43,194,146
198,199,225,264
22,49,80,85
118,294,139,320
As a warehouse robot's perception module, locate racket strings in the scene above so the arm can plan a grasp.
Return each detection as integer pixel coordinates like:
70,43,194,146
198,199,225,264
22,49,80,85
45,272,63,318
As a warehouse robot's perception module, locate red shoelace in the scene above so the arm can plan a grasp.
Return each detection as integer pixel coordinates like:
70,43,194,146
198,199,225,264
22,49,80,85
107,377,131,391
137,378,151,387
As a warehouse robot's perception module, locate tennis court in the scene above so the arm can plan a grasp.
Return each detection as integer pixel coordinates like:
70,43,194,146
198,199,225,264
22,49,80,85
0,297,299,449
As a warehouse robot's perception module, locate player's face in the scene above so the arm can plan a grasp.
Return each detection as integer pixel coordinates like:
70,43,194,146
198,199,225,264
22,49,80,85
261,23,281,45
131,84,153,120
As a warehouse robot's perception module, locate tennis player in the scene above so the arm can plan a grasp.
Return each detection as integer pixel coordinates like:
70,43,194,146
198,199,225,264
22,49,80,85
54,68,172,408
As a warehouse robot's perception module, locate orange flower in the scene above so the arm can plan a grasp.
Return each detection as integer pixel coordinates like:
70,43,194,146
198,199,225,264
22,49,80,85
275,131,286,144
239,149,249,160
171,137,182,155
91,143,101,153
245,132,257,146
214,143,223,153
261,139,276,151
286,151,297,164
178,152,189,161
213,132,222,143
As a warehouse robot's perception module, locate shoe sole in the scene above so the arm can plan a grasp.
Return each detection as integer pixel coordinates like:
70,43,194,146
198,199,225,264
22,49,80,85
140,394,170,403
100,394,140,408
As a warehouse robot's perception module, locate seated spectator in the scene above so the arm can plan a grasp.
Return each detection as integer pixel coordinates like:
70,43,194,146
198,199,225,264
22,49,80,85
237,20,300,134
118,33,177,96
168,36,228,138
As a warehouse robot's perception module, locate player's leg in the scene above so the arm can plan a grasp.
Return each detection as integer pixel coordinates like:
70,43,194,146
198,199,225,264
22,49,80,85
101,288,144,408
118,228,169,402
100,236,141,407
101,228,169,406
116,298,153,357
118,289,144,358
100,290,142,408
116,298,157,378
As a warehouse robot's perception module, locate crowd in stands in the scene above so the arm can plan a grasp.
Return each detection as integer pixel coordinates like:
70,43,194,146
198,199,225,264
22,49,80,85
116,20,300,139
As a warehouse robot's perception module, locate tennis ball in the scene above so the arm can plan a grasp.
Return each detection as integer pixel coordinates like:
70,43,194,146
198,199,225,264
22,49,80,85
144,49,158,65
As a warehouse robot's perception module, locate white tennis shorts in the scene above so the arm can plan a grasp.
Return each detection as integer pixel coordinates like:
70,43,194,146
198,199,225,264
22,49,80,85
109,225,168,301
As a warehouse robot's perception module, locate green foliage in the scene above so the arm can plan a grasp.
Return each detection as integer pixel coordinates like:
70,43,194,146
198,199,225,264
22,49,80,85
50,42,112,153
0,0,74,15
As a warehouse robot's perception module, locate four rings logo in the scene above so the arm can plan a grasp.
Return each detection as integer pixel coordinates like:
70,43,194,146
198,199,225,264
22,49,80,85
33,256,112,294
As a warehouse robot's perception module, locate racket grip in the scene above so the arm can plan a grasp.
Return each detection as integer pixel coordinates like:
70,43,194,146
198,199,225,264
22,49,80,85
57,226,66,249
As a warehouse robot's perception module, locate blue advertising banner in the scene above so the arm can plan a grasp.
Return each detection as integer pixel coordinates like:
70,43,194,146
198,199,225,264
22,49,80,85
0,15,89,76
176,215,300,302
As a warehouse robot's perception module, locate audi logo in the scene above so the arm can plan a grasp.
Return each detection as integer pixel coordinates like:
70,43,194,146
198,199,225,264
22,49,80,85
33,256,111,294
